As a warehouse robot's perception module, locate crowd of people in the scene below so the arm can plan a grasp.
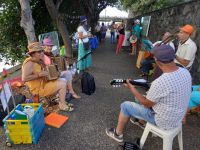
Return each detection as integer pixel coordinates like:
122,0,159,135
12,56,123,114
20,15,199,146
106,23,199,143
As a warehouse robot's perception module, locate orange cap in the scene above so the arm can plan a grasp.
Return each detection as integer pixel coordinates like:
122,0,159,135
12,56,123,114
180,24,194,35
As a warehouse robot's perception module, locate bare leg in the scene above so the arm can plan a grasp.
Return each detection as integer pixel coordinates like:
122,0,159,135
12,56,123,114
67,81,81,99
116,112,130,135
58,83,67,108
129,46,136,55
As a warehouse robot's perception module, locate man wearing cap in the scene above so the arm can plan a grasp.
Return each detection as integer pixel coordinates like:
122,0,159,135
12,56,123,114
174,24,197,70
22,42,73,112
106,44,191,143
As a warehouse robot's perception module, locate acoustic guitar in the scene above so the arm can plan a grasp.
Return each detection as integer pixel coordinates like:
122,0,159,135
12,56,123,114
110,79,150,90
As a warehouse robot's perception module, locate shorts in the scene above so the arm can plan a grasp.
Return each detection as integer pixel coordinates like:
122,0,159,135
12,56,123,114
120,101,156,125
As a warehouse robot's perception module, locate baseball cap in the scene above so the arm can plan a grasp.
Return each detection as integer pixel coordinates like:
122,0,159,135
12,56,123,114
152,44,175,63
180,24,194,35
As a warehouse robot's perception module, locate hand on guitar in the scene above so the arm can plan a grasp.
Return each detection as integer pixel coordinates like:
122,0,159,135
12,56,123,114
124,79,136,90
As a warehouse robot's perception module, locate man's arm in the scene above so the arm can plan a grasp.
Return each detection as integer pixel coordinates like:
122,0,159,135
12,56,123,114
125,80,155,108
175,55,190,67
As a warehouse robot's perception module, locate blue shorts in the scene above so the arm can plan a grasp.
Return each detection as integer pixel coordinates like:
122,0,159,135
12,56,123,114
121,101,156,125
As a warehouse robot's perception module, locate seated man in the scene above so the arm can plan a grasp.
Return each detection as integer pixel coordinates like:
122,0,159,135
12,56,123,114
174,24,197,70
153,32,175,50
22,42,73,112
106,44,191,142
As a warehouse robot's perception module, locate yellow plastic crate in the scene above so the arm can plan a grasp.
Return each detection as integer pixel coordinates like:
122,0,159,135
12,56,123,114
5,120,32,144
3,103,44,145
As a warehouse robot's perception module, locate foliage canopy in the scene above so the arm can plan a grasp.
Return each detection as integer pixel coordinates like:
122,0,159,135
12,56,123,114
120,0,184,16
0,0,118,64
0,0,54,64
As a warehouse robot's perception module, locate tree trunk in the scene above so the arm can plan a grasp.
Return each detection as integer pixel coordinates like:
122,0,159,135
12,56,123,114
57,18,72,58
44,0,72,58
18,0,37,44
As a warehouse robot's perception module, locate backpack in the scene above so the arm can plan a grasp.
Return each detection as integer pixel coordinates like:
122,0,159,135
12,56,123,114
81,72,95,95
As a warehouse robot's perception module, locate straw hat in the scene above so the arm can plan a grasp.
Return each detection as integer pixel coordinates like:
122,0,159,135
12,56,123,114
27,42,44,55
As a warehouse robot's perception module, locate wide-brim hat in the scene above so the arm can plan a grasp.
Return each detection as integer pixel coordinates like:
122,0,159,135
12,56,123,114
180,24,194,35
42,38,54,46
27,42,44,55
80,16,87,23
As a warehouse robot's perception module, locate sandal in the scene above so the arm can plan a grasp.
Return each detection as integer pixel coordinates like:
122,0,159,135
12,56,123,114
66,102,74,107
59,105,74,112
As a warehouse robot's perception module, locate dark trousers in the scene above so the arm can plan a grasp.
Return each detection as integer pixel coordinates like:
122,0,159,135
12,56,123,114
110,32,115,43
95,31,101,43
140,59,154,74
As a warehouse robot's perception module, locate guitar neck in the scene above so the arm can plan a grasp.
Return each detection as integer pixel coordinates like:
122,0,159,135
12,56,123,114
125,80,150,89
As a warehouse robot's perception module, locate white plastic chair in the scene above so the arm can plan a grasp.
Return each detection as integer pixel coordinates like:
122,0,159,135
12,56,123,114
140,122,183,150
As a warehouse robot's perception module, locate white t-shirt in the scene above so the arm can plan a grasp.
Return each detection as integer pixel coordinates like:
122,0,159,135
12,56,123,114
77,26,89,43
95,25,101,32
174,38,197,68
146,68,191,130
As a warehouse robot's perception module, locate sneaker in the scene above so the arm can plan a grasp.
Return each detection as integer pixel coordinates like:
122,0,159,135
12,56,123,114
130,118,145,129
106,128,123,143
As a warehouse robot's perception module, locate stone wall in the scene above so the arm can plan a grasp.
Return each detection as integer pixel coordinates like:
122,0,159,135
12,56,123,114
135,0,200,84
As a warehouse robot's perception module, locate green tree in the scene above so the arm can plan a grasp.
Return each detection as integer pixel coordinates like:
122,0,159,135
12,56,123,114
0,0,54,64
120,0,184,16
0,0,118,64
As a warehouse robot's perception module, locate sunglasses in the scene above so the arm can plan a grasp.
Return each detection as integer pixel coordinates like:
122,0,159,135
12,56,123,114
36,50,44,54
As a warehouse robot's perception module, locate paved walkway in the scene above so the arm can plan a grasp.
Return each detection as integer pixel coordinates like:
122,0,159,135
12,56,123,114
0,36,200,150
